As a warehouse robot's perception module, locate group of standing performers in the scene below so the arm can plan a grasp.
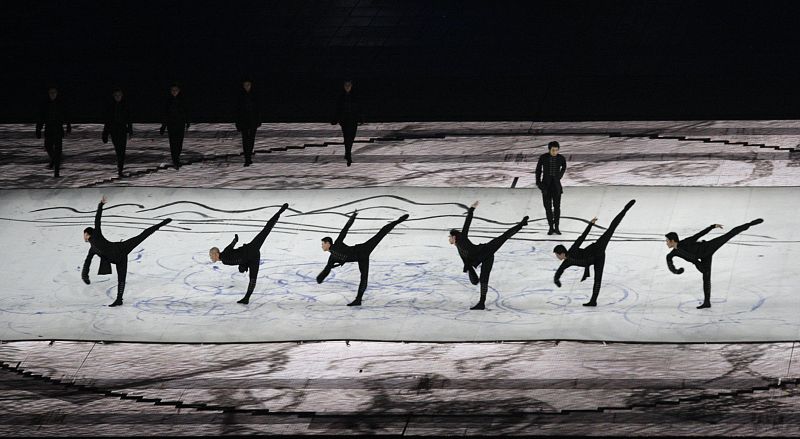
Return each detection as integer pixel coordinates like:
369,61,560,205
81,178,762,310
36,80,362,178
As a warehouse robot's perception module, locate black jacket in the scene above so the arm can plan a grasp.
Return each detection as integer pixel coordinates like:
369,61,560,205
36,98,71,136
535,153,567,192
666,225,717,274
103,99,133,136
162,94,190,127
332,92,363,125
235,90,261,130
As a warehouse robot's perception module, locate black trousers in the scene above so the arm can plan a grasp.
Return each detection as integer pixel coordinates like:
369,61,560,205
541,188,561,227
468,220,526,295
241,127,257,162
167,125,185,167
111,131,127,171
696,222,752,304
339,121,357,160
44,132,63,174
580,203,632,303
109,221,168,299
349,217,404,300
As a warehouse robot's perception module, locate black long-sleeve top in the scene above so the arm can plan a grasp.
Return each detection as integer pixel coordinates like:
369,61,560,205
82,203,118,278
323,213,360,269
219,234,248,272
163,95,190,127
36,98,70,135
535,153,567,191
455,207,483,271
103,99,133,135
666,225,716,274
554,222,594,282
235,90,261,130
332,92,363,125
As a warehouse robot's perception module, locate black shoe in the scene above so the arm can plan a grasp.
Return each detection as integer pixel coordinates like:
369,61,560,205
159,218,173,227
582,301,597,307
749,218,764,226
54,171,60,178
554,228,561,235
237,297,250,305
470,302,486,310
117,169,123,178
347,299,362,307
346,159,352,167
108,299,123,307
244,160,252,167
696,302,711,309
521,216,529,226
547,228,555,235
625,199,637,210
399,214,409,222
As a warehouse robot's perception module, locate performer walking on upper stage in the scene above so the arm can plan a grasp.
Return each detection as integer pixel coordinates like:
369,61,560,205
36,86,71,178
535,141,567,235
317,210,409,306
102,88,133,177
665,218,763,309
330,80,363,167
82,196,172,307
209,203,289,304
235,79,261,167
159,83,190,169
553,199,636,306
449,201,529,310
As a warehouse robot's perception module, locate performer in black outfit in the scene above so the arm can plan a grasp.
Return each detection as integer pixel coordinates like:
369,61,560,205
209,203,289,304
235,79,261,167
82,196,172,307
449,201,529,310
102,88,133,177
330,80,363,167
317,211,409,306
553,200,636,306
665,218,763,309
35,86,71,178
159,84,190,169
535,141,567,235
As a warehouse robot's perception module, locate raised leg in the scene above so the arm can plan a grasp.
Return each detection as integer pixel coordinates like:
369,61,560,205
594,200,636,251
120,219,172,255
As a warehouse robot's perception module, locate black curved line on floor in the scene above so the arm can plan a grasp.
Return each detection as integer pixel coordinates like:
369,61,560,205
294,195,469,215
137,201,299,214
29,203,145,214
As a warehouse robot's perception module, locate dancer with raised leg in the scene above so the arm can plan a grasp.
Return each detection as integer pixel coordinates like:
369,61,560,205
209,203,289,304
449,201,529,310
82,196,172,307
665,218,763,309
317,210,409,306
553,199,636,306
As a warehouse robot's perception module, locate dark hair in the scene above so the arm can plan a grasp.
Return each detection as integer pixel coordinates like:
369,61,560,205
112,87,123,93
321,237,333,245
665,232,679,242
449,229,461,241
553,244,567,255
170,82,181,89
548,141,560,150
84,227,94,236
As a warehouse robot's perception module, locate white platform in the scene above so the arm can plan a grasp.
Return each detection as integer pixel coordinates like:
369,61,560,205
0,185,797,343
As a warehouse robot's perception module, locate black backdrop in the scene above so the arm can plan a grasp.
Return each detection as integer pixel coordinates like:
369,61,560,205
2,0,799,123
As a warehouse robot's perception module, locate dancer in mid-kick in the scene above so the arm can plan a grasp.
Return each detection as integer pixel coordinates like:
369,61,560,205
317,211,409,306
209,203,289,304
82,196,172,307
449,201,529,310
665,218,763,309
553,199,636,306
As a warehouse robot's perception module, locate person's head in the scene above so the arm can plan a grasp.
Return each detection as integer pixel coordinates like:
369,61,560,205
343,80,353,93
321,237,333,251
209,247,220,262
553,244,568,260
47,87,58,101
665,232,679,249
112,88,123,102
83,227,94,242
170,84,181,97
548,141,560,156
242,80,252,92
448,229,461,245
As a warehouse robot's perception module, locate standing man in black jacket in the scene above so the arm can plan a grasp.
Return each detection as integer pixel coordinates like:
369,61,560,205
331,80,363,167
82,196,172,307
102,88,133,177
235,79,261,167
553,200,636,306
449,201,529,310
665,218,763,309
159,83,190,169
209,203,289,304
36,86,71,178
535,141,567,235
317,210,409,306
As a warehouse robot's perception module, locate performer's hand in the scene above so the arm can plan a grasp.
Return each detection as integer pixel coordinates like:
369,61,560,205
82,275,90,285
714,224,723,229
159,125,166,135
100,195,107,204
238,265,247,273
673,267,684,275
470,201,479,209
590,217,598,224
101,132,109,144
35,129,42,139
554,279,562,288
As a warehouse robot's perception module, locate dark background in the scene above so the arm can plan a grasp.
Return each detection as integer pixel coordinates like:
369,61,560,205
2,0,799,123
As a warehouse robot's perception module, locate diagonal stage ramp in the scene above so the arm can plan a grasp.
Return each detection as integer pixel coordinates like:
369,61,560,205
0,186,797,343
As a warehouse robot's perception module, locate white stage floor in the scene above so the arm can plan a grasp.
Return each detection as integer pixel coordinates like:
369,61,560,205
1,185,796,343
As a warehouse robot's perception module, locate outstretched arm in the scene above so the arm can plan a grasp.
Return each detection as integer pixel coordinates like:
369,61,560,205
666,251,685,275
572,221,594,251
554,261,570,287
336,211,357,243
688,224,717,242
94,196,107,233
462,203,478,238
81,249,96,284
316,257,336,283
224,234,239,252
